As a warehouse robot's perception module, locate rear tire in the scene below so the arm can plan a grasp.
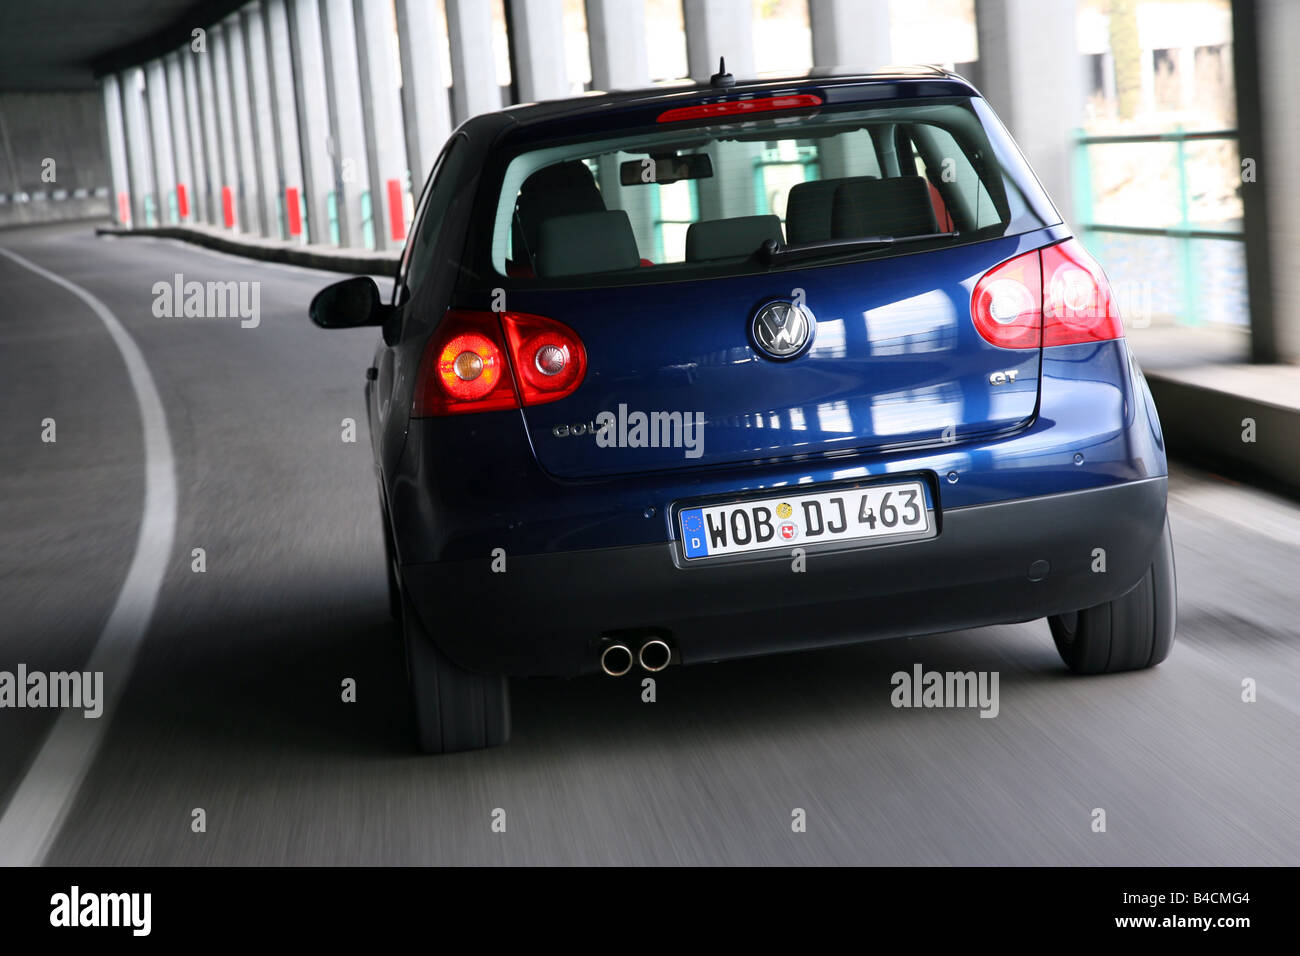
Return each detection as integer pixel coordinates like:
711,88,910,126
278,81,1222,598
401,591,511,753
1049,518,1176,674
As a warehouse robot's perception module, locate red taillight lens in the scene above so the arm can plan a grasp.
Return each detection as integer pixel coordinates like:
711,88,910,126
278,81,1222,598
1040,238,1124,346
414,310,518,416
500,311,587,406
656,94,823,124
438,332,504,400
414,310,588,416
971,248,1042,349
971,239,1124,349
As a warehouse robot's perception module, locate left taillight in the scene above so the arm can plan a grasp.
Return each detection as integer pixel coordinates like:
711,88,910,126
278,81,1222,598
413,309,587,417
414,310,518,416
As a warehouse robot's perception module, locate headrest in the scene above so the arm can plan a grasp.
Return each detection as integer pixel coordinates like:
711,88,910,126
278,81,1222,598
831,176,939,239
785,176,879,245
685,214,784,261
535,210,642,277
515,160,606,258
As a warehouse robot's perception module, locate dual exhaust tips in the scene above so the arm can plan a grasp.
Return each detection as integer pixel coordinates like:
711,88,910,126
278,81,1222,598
600,639,671,676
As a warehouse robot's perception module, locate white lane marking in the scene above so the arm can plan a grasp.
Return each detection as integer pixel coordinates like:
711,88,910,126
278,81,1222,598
0,246,177,866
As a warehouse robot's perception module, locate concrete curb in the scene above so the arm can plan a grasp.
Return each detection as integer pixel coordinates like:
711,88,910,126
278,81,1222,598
1146,370,1300,495
96,224,400,276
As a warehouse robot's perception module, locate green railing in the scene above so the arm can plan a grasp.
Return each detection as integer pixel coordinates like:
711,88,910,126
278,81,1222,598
1074,127,1242,326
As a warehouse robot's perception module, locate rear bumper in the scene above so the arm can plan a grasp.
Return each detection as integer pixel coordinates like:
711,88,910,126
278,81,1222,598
403,475,1168,677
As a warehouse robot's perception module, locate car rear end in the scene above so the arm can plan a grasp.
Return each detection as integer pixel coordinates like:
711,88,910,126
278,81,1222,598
394,70,1169,678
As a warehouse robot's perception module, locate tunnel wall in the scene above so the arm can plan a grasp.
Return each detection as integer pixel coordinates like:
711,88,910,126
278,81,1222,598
0,92,111,228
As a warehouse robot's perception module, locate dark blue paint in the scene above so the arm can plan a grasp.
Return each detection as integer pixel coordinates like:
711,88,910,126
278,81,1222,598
393,328,1166,565
506,227,1070,479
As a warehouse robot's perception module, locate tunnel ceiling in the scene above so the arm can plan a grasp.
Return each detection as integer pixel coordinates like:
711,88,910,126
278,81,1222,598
0,0,248,91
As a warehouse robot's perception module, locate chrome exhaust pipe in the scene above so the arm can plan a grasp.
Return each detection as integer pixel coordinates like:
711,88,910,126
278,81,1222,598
600,643,634,676
638,639,672,672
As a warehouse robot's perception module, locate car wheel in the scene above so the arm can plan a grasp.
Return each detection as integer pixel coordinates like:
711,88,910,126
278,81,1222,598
1049,518,1176,674
400,591,511,753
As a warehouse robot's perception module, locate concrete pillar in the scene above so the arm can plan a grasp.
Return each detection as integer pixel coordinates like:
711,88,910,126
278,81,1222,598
265,0,307,243
289,0,334,244
446,0,502,123
210,25,243,228
164,54,197,222
810,0,890,71
810,0,890,181
1101,50,1117,109
180,50,213,223
681,0,757,222
354,0,408,250
587,0,653,255
586,0,649,90
1139,45,1155,113
223,15,264,234
144,60,179,223
975,0,1082,223
682,0,755,81
395,0,453,185
102,75,132,226
120,67,156,227
319,0,373,248
509,0,568,102
243,6,283,238
195,40,227,225
1251,0,1300,360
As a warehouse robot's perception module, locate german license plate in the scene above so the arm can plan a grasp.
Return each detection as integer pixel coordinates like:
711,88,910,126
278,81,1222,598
678,480,932,560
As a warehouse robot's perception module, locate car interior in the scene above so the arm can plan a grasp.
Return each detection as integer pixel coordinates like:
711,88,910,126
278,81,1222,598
501,113,1012,281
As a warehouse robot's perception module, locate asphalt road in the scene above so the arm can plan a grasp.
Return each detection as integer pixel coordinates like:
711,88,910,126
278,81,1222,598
1,221,1297,865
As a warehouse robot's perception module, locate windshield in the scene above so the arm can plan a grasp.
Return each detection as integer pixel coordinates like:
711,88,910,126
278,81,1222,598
486,96,1058,286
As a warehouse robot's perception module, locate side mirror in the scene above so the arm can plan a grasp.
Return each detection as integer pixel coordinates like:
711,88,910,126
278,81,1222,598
309,276,386,329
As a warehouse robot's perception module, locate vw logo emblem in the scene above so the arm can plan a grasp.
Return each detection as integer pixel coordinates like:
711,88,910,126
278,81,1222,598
751,300,815,360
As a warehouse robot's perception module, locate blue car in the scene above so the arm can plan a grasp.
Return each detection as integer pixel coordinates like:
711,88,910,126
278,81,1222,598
311,64,1175,753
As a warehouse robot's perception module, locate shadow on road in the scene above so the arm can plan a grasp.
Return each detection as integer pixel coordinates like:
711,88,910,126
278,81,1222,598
100,570,1083,763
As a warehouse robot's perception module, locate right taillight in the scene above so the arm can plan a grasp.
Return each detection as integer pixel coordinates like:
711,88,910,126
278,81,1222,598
971,239,1124,350
413,309,588,417
971,247,1042,349
1040,238,1124,347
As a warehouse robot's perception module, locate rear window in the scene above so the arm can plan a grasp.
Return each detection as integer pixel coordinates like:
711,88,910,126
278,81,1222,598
486,96,1058,287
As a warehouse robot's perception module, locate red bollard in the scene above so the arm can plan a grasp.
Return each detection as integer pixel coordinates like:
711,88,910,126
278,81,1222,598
386,178,405,241
286,187,302,237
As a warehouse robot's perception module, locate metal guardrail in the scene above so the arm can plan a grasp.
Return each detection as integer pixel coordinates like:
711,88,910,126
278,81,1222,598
1074,127,1242,325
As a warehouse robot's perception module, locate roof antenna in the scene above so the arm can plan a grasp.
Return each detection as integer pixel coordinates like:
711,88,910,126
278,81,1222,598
710,56,735,88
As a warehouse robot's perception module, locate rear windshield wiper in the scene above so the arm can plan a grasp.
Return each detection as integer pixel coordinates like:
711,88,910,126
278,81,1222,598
758,232,959,264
